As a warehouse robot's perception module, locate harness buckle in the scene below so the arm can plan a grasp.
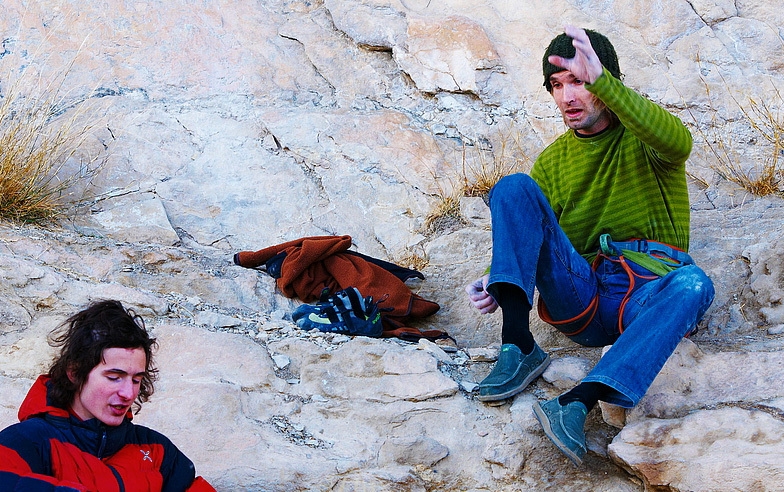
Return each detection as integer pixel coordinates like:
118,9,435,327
599,233,618,256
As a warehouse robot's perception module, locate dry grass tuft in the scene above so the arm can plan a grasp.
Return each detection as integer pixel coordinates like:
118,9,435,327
0,57,105,224
705,95,783,197
423,191,466,234
735,95,783,196
392,247,430,272
461,127,533,198
691,59,783,198
424,125,533,235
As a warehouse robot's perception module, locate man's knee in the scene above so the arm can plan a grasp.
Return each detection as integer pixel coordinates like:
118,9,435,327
489,173,539,207
668,265,715,305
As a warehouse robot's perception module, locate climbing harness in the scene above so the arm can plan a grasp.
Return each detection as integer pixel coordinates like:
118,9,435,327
539,234,692,337
599,234,693,267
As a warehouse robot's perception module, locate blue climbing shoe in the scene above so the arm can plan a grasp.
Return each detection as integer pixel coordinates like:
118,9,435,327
293,287,383,338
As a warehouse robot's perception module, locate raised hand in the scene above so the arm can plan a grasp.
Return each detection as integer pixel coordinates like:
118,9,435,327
547,25,604,85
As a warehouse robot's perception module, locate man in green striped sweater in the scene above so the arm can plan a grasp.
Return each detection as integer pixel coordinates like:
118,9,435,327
465,26,715,466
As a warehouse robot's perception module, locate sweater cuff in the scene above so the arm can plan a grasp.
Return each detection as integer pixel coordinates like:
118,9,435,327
586,66,614,92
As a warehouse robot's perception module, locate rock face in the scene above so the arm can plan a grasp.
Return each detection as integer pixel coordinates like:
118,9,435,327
0,0,783,490
603,340,784,490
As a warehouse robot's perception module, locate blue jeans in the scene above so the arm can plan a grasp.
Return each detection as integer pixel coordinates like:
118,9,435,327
486,174,715,408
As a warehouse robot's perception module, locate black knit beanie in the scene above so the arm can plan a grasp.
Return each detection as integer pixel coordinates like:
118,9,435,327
542,29,621,91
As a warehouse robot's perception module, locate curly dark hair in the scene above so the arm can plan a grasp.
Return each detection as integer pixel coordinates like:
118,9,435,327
47,300,159,413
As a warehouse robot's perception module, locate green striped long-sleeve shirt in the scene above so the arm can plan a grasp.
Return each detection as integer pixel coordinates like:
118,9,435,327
530,68,692,268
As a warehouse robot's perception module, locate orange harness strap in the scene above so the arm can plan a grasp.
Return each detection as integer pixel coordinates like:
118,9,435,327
537,294,598,336
537,253,659,337
608,254,658,334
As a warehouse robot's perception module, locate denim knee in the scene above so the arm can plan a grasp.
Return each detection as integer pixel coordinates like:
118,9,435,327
488,173,539,209
666,265,716,317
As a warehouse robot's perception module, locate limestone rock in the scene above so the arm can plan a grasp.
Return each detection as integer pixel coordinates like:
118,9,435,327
394,15,504,97
0,298,32,334
326,0,408,49
609,407,784,491
78,191,180,245
598,339,784,429
460,196,491,227
297,337,459,402
421,228,496,348
0,317,59,380
745,238,784,325
541,356,593,390
628,340,784,422
379,436,449,467
0,0,783,490
689,0,737,24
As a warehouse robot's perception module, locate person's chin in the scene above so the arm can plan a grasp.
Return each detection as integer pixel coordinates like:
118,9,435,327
97,416,123,426
100,407,129,426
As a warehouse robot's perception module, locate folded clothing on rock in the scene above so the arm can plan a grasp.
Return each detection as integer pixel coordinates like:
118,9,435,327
234,235,446,341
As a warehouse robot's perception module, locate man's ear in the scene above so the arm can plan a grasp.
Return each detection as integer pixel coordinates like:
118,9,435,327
66,365,78,385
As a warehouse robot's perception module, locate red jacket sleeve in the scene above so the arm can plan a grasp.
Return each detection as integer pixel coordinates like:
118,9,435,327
186,476,216,492
0,443,86,491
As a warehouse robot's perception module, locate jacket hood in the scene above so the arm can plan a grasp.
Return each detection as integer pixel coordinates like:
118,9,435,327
18,375,70,421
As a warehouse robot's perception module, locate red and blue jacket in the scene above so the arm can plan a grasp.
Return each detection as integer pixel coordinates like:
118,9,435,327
0,375,215,491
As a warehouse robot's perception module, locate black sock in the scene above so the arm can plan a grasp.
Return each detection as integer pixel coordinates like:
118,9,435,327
558,382,609,412
491,283,535,355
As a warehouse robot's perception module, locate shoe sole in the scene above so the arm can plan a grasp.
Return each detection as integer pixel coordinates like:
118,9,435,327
532,400,583,466
477,354,551,402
